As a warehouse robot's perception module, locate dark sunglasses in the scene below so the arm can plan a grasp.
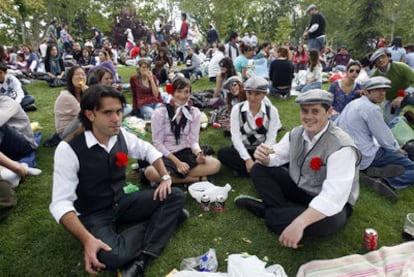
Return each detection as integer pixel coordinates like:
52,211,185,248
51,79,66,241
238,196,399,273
349,69,361,73
231,82,239,88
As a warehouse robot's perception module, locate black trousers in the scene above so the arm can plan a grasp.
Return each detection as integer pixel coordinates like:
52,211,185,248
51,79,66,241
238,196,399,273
250,163,352,237
218,146,256,176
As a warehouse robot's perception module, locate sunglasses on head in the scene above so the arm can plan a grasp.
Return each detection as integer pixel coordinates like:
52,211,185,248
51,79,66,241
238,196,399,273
349,69,360,73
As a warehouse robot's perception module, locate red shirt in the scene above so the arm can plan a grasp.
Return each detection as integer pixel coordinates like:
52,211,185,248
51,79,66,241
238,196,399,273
130,75,162,109
179,21,188,40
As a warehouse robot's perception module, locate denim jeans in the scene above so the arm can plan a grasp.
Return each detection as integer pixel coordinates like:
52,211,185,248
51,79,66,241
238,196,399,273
308,36,326,52
140,103,163,120
383,93,414,124
0,124,34,161
21,95,35,110
180,39,187,59
180,68,202,79
79,187,185,270
297,81,322,93
370,147,414,189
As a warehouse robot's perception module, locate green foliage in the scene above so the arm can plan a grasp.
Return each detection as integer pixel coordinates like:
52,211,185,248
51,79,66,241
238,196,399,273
1,68,413,277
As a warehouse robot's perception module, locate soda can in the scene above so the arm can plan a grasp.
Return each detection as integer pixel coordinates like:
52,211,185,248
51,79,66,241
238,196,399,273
131,163,140,179
364,228,378,250
212,122,221,129
215,195,225,212
200,194,210,211
208,111,217,125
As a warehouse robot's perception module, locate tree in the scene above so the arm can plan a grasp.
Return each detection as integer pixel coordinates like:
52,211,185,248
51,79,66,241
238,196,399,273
111,7,149,48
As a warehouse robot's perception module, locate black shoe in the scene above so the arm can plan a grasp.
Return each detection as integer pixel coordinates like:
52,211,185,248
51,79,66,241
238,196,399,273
235,195,265,218
361,176,398,202
119,259,146,277
404,110,414,124
366,164,405,178
177,208,190,225
24,104,37,112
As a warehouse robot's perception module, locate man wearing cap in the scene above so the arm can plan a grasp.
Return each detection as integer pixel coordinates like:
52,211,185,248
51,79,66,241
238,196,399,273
370,48,414,123
337,76,414,202
303,4,326,52
235,89,361,249
218,76,281,177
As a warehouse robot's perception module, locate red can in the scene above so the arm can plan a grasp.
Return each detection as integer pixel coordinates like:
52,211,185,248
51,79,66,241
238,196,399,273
364,228,378,250
212,122,221,129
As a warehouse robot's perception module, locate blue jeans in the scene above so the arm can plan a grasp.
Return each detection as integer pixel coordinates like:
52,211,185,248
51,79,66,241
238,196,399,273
179,68,202,79
308,36,326,52
180,39,187,59
21,95,35,110
384,93,414,124
370,147,414,189
155,32,164,42
297,81,322,93
140,103,163,120
79,188,185,270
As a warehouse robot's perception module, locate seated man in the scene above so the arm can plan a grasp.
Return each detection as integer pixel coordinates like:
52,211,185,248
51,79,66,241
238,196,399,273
0,62,36,111
370,48,414,124
49,85,187,277
236,89,361,249
179,46,202,80
337,76,414,202
0,95,38,162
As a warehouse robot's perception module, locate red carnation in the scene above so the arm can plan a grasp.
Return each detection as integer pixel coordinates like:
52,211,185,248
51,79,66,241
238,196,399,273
398,89,406,98
115,152,128,167
255,117,263,128
310,157,323,171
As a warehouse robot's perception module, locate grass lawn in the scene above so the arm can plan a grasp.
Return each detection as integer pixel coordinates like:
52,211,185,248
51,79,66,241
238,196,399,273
1,66,413,277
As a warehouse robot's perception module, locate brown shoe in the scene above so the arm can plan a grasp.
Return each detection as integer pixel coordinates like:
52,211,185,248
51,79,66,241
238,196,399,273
361,176,398,202
366,164,405,178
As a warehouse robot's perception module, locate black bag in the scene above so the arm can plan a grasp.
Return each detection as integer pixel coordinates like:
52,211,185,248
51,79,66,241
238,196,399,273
403,139,414,161
0,181,17,222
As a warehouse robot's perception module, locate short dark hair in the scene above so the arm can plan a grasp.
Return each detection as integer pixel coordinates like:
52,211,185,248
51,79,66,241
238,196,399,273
181,13,187,20
172,77,192,94
79,85,126,130
0,62,7,72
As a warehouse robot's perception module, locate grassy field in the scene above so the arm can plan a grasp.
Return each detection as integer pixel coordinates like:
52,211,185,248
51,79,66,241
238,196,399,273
1,66,413,277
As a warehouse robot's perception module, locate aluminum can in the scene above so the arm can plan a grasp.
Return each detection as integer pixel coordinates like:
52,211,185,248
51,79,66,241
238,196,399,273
215,195,225,212
364,228,378,250
201,194,210,211
208,111,217,125
212,122,221,129
131,163,139,179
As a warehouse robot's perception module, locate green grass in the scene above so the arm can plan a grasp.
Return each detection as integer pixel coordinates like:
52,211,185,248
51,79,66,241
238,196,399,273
1,67,413,277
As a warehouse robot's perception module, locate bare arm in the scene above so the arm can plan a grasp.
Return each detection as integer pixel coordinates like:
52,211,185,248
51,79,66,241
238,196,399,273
213,75,223,98
151,158,172,201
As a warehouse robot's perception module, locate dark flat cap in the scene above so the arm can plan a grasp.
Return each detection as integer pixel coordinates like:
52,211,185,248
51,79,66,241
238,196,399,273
296,89,333,105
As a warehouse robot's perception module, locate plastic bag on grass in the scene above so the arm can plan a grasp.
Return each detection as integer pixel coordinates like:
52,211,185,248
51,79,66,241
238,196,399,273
227,254,287,277
180,248,218,272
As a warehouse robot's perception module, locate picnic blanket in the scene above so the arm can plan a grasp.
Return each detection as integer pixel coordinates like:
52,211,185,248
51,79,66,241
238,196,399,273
296,241,414,277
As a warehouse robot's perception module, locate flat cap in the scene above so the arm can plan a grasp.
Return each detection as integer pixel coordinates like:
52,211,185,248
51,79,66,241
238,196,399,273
244,76,268,93
363,76,391,90
223,75,243,90
296,89,333,106
306,4,317,14
370,48,390,63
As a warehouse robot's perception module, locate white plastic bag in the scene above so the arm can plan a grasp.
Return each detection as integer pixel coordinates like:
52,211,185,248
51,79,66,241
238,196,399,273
180,248,218,272
227,254,287,277
188,182,231,203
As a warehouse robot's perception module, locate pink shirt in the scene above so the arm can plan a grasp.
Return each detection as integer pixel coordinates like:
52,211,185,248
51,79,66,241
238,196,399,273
151,105,201,156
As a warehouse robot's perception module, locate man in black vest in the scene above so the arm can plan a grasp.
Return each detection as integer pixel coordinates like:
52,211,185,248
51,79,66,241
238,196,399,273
50,85,186,277
235,89,361,249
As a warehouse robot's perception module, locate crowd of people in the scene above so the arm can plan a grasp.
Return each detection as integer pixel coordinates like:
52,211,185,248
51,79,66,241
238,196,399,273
2,3,414,276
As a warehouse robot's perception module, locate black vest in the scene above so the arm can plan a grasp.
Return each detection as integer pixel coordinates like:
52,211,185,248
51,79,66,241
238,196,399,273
69,132,128,215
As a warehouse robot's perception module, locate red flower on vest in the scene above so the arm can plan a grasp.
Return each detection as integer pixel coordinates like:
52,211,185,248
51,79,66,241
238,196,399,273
310,157,323,171
255,117,263,128
115,152,128,167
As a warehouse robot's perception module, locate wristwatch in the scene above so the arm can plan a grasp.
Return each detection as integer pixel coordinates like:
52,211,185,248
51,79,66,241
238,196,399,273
161,174,171,181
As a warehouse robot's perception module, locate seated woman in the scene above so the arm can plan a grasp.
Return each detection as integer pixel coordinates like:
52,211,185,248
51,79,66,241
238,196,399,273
223,75,246,114
233,43,253,80
292,44,307,72
213,57,238,98
89,67,133,117
152,47,172,85
130,59,163,119
145,77,221,184
43,45,66,85
328,61,362,121
88,49,118,83
54,66,88,140
77,47,96,71
296,49,322,93
218,76,281,177
269,46,294,98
